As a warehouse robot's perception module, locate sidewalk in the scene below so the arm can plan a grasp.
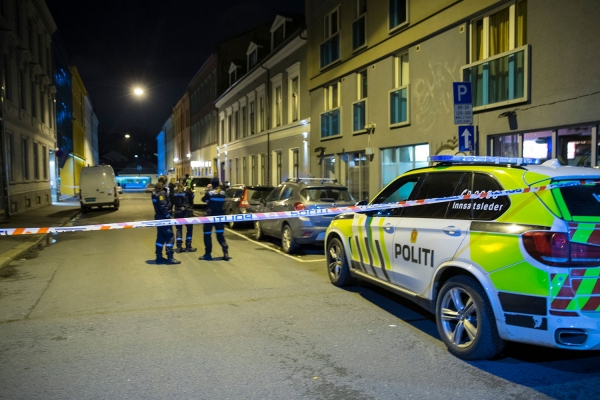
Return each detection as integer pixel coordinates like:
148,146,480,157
0,197,81,269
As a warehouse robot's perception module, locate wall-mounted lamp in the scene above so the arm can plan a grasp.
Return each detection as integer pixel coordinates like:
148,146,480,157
174,157,179,162
498,110,516,118
186,153,191,158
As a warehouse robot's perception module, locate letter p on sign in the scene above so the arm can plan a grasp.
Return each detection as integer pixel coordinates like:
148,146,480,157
453,82,472,104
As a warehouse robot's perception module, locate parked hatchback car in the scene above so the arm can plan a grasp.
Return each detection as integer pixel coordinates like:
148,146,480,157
325,155,600,360
224,184,275,228
254,178,355,253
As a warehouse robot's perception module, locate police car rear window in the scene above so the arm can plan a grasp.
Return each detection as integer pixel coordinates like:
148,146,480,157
301,188,354,202
555,183,600,219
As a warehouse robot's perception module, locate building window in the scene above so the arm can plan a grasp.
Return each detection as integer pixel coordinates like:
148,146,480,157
251,155,257,185
292,149,299,179
321,82,341,138
235,158,239,184
273,24,285,49
275,86,282,127
234,109,239,140
390,53,409,126
290,77,299,122
7,132,13,180
381,144,428,187
19,70,26,111
259,96,265,132
389,0,408,32
42,145,47,180
3,56,11,102
352,0,367,51
344,151,369,201
220,118,225,145
249,101,256,135
40,91,45,123
242,157,247,183
241,105,247,137
260,153,266,184
227,114,232,142
276,151,282,184
21,137,29,180
33,142,39,180
463,1,528,110
353,69,367,132
320,7,341,68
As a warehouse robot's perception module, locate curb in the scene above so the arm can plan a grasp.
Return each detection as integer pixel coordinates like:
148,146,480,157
0,209,81,270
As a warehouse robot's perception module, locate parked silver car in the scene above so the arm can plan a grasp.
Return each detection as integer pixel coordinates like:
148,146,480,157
224,184,275,228
254,178,355,254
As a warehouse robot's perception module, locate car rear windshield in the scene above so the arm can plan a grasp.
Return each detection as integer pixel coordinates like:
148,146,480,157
247,188,273,201
191,178,212,187
555,181,600,219
301,188,354,202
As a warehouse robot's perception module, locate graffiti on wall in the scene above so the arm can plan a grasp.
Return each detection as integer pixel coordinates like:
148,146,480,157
413,60,460,133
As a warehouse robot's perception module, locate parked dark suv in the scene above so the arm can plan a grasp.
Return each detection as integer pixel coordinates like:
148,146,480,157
224,184,275,228
254,178,355,254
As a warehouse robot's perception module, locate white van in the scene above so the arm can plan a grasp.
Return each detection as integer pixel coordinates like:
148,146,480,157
79,165,120,212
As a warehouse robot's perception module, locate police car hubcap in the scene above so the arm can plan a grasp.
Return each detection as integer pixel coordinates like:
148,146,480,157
441,287,478,348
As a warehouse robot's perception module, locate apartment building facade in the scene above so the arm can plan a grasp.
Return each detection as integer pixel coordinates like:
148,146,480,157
215,15,310,186
0,0,57,215
172,93,190,178
306,0,600,201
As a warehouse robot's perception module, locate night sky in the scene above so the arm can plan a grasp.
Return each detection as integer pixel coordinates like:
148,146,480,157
44,0,305,148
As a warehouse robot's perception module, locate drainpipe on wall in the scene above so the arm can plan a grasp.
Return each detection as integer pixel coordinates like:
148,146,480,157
0,83,10,218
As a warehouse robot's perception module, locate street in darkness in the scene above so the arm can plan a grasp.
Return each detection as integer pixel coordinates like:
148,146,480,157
1,192,600,399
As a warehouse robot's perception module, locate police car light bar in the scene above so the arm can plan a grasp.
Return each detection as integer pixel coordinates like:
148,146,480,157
428,155,541,165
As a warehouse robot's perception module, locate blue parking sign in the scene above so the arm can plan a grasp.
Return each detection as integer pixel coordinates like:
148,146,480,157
453,82,472,104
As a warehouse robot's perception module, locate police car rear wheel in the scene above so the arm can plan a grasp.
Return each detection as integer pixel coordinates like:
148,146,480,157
281,224,298,254
326,237,356,287
436,276,504,360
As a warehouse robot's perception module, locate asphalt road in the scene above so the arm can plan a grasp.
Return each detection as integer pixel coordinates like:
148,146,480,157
1,192,599,399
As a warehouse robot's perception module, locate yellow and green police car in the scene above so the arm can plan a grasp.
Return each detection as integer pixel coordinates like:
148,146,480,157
325,155,600,360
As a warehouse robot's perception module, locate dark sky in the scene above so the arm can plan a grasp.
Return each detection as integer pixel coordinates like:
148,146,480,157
45,0,305,142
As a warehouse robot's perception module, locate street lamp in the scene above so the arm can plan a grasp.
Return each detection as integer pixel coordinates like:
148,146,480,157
133,88,144,96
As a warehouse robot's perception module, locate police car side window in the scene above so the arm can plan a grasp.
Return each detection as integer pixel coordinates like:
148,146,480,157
470,173,509,220
446,173,472,219
404,172,465,219
281,186,293,200
370,175,422,217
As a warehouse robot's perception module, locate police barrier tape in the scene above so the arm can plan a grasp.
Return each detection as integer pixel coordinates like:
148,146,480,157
1,179,599,236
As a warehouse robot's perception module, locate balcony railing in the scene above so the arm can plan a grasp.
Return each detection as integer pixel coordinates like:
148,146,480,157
353,99,366,132
320,33,340,69
461,45,529,111
321,108,340,138
389,85,409,126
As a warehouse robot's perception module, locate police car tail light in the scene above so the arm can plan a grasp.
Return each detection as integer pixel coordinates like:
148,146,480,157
238,189,250,208
523,231,600,266
293,202,306,211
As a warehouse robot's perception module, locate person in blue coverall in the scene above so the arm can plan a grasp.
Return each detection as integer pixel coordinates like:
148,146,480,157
200,177,229,261
173,180,197,253
152,175,180,265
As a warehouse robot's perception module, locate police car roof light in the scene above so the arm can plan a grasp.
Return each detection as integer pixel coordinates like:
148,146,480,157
428,155,541,165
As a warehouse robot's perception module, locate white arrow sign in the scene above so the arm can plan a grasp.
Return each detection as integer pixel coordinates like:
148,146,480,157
458,125,475,152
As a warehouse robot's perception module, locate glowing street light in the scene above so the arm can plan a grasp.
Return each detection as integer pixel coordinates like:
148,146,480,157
124,134,131,138
133,87,144,96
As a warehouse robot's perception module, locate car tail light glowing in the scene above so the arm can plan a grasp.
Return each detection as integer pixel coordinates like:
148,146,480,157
523,231,600,266
293,202,306,211
238,189,250,208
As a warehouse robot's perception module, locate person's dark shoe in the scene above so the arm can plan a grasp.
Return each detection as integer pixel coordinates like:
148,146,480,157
222,249,230,261
156,256,167,264
166,255,181,265
185,246,197,252
200,254,212,261
175,246,183,253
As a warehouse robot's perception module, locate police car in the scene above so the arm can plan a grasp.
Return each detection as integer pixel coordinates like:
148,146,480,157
325,155,600,360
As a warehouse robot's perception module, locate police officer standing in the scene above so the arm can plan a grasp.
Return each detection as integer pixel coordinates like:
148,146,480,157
200,177,229,261
152,175,181,265
173,180,197,253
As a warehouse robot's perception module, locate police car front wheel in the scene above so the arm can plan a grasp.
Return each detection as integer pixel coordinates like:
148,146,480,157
326,237,356,287
435,275,504,360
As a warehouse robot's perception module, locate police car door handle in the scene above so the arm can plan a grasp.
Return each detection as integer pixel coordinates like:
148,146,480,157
442,226,461,237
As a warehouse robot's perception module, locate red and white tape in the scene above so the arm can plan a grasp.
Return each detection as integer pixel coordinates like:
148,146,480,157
1,179,598,235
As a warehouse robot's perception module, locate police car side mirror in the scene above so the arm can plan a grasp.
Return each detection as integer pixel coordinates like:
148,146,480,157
355,200,368,206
